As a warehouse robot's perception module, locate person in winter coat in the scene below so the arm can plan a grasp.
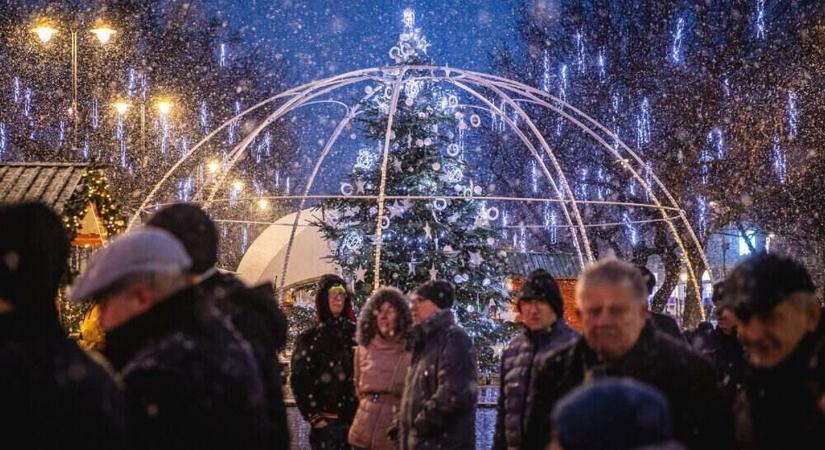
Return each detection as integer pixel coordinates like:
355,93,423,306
549,378,686,450
147,202,290,448
522,258,734,450
291,274,359,450
71,228,270,450
688,283,746,402
0,202,130,450
348,287,413,450
398,280,478,450
492,269,579,450
719,252,825,450
636,265,685,343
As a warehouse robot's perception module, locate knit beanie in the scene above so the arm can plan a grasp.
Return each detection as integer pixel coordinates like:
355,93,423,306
414,280,455,309
518,269,564,317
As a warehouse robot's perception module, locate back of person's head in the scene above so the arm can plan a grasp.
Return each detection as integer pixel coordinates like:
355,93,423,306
314,274,354,324
146,203,217,274
0,202,69,316
413,279,455,309
635,265,656,297
551,378,676,450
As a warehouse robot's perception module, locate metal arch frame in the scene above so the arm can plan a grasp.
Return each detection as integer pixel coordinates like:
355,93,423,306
132,65,709,316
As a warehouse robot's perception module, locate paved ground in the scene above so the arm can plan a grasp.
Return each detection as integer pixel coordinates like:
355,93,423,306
287,407,497,449
287,385,499,449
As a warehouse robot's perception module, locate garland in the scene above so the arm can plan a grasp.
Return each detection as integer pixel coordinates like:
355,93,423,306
62,166,126,239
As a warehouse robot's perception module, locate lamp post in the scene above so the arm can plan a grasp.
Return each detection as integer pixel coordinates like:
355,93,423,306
31,19,116,153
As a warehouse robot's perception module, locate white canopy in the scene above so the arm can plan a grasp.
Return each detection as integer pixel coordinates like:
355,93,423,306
236,209,337,287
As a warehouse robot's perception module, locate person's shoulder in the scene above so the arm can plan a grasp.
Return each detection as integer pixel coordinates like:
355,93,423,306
296,326,319,343
653,329,714,371
537,337,581,373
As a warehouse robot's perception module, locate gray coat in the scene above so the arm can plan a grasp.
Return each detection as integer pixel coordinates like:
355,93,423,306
492,320,578,450
398,309,478,450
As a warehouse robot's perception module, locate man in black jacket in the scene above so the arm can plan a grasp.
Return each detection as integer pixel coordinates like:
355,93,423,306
0,203,129,450
71,228,270,450
290,274,358,450
522,258,733,450
147,203,290,448
398,280,478,450
721,252,825,450
493,269,578,450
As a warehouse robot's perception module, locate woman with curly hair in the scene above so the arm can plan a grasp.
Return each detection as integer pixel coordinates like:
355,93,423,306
348,287,413,450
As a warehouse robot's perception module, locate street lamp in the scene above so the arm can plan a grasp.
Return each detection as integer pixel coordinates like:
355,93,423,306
31,18,117,152
206,159,221,174
156,100,173,115
90,26,116,45
113,100,130,116
31,23,57,44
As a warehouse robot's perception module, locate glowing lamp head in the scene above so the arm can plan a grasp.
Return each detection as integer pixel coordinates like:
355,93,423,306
91,26,116,44
232,180,244,192
156,100,172,115
206,160,221,174
32,24,57,44
257,198,270,210
113,101,130,115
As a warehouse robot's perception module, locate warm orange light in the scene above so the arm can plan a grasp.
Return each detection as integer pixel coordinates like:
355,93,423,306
113,101,130,115
156,100,172,115
32,24,57,44
91,26,116,44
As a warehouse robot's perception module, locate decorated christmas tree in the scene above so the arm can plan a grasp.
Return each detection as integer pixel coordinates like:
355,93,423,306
313,9,511,373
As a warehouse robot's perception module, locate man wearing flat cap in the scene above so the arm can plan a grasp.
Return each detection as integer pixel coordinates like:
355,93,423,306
720,252,825,449
397,279,478,450
71,228,270,450
493,269,578,450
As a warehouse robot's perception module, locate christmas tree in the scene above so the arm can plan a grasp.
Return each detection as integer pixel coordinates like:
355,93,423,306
313,9,511,373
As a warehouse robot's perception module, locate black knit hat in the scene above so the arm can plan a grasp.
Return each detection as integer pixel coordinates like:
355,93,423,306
414,280,455,309
722,252,816,321
146,203,218,274
518,269,564,317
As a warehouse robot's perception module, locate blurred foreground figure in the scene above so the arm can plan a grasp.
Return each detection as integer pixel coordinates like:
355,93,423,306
147,202,290,448
523,258,733,450
550,378,685,450
493,269,578,450
721,252,825,450
0,202,129,450
71,228,269,450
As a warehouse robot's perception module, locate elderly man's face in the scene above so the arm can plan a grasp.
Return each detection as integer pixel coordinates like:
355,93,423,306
99,283,155,331
577,281,648,360
736,295,820,368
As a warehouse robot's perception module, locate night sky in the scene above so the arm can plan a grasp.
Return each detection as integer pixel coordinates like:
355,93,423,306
213,0,521,85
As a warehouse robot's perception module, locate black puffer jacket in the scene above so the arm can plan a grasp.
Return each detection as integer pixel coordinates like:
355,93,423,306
522,321,734,450
493,320,578,450
0,311,130,450
104,286,270,450
200,272,290,448
290,274,358,427
398,309,478,450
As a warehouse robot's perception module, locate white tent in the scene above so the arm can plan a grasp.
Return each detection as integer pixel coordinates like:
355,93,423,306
236,209,337,287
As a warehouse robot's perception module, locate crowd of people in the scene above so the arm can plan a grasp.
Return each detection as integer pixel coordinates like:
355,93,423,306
1,200,825,450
